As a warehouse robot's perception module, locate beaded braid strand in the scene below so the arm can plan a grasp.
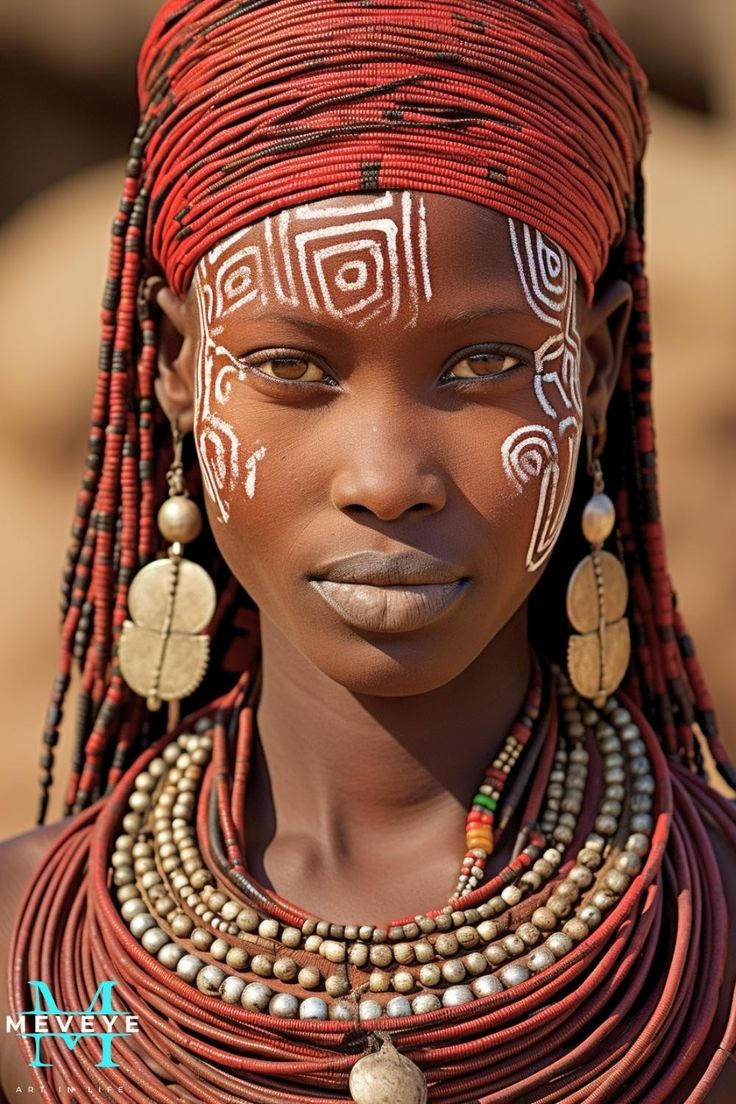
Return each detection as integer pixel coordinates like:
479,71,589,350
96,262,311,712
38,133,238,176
615,187,736,790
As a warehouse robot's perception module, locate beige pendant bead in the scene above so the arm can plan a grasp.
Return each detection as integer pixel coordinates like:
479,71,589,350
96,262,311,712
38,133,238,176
349,1036,427,1104
581,493,615,544
158,495,203,544
566,549,631,705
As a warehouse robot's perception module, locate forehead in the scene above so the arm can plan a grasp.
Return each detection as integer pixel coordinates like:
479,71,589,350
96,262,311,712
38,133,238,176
192,191,543,327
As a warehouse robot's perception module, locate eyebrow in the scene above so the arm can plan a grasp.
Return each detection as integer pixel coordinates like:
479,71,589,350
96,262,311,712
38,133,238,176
440,306,533,324
241,305,532,332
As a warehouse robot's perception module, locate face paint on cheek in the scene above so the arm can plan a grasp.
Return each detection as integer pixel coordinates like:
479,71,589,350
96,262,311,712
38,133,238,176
244,445,267,500
192,269,267,522
502,219,584,572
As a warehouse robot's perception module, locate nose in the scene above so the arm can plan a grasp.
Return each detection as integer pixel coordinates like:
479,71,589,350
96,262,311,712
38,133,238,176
329,416,447,522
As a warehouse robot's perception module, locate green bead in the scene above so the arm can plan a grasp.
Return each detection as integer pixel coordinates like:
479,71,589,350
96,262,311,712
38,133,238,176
473,794,497,811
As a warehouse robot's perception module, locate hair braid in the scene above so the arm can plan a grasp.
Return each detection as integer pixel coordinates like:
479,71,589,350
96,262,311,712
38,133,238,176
611,172,735,790
38,139,152,822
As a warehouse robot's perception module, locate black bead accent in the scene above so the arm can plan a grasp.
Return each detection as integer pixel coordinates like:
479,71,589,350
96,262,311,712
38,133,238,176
360,161,381,190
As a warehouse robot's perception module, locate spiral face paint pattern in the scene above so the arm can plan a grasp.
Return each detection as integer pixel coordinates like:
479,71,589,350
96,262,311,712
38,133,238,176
192,270,264,524
502,224,582,573
193,191,433,523
503,219,583,572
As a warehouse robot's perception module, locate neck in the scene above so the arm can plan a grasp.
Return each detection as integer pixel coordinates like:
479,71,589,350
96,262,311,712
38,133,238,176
246,608,531,898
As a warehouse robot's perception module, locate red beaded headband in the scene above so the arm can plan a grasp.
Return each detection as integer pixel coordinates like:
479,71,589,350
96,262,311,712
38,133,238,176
138,0,647,301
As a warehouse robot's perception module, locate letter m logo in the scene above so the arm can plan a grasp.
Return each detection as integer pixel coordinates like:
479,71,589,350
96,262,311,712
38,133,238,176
23,980,127,1069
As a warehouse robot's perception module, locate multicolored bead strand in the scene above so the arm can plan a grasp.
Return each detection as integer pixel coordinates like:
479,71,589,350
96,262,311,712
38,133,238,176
458,667,542,897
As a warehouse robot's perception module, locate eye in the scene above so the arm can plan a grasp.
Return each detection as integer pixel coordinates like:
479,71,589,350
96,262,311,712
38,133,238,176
444,351,525,380
246,352,332,384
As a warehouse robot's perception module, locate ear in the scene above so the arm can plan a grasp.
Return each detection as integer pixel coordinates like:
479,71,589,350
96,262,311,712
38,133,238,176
579,278,632,453
152,285,197,433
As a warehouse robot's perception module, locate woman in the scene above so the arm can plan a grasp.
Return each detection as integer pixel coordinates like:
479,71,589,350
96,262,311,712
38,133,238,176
1,1,734,1101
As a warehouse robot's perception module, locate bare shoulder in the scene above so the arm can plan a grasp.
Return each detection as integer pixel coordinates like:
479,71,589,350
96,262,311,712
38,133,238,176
0,820,69,1100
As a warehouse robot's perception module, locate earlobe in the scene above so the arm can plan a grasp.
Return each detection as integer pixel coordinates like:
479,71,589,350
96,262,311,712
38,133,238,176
152,285,197,432
580,278,632,446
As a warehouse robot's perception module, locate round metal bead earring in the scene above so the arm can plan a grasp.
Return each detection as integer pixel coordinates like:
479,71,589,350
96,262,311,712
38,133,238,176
119,419,216,712
566,435,631,706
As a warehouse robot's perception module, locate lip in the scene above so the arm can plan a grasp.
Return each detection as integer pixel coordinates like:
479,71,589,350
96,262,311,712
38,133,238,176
307,551,469,633
309,550,465,587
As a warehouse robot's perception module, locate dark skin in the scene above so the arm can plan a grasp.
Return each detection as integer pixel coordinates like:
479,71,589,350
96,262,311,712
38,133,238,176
1,195,733,1101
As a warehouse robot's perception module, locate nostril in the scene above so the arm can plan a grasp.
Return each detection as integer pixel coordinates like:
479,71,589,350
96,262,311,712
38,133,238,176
345,501,434,518
332,469,447,521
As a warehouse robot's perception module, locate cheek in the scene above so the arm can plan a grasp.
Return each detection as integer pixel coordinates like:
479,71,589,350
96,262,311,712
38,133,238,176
443,415,559,607
500,229,584,574
192,270,274,527
496,348,583,575
501,414,581,573
192,337,270,525
198,400,323,609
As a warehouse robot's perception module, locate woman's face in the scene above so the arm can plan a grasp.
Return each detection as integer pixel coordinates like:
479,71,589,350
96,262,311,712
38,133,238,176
175,192,614,695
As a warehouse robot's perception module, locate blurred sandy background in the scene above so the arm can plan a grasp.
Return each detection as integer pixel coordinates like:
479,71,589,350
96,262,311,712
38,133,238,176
0,1,734,839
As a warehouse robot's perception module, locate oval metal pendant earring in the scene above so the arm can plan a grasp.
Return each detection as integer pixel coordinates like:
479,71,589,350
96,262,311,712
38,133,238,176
119,419,216,711
566,439,631,706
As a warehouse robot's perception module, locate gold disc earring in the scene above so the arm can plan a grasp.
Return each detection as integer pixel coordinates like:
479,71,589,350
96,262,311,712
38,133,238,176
566,437,631,706
119,420,217,711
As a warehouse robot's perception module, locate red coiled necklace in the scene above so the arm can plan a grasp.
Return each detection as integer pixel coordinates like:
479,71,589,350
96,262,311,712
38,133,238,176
11,653,736,1102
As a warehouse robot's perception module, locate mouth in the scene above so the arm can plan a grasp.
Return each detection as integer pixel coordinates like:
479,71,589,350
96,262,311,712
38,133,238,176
307,550,469,633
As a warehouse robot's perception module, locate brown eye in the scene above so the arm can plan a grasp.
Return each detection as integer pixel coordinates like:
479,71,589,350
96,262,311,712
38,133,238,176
449,353,522,378
258,356,327,382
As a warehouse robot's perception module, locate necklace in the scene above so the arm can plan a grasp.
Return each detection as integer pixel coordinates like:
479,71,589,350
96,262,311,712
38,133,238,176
11,654,736,1103
203,647,546,932
108,658,649,1024
114,650,551,1007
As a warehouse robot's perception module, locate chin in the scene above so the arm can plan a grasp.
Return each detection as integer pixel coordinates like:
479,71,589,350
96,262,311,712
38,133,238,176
297,629,489,698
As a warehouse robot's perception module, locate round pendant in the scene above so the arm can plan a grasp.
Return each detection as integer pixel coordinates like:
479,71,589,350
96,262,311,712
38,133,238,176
349,1035,427,1104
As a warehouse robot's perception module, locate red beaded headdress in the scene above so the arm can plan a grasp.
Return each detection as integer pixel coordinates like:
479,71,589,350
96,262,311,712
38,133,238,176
37,0,734,823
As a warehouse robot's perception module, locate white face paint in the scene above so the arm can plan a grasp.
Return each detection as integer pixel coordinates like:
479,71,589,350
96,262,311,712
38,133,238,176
503,219,583,572
244,445,267,500
192,268,263,524
192,191,433,523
